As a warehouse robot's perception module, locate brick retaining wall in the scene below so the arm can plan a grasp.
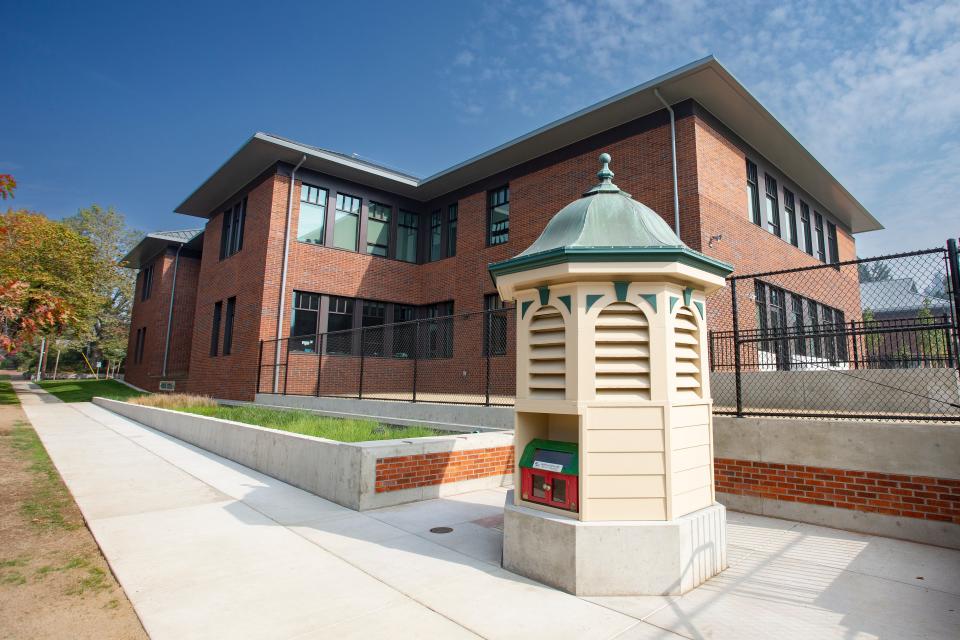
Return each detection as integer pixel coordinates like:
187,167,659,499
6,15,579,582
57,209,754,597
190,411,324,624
375,446,513,493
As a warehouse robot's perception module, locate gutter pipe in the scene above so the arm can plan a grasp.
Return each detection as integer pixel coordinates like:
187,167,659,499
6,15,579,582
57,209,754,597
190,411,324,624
654,88,681,238
161,243,184,378
273,155,307,393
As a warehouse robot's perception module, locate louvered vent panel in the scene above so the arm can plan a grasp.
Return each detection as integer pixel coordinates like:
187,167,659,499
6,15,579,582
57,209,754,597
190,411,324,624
528,306,566,399
674,307,702,399
594,302,650,400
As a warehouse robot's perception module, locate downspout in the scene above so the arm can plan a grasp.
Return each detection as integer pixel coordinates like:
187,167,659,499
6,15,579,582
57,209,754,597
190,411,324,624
161,243,183,378
273,155,307,393
654,88,681,238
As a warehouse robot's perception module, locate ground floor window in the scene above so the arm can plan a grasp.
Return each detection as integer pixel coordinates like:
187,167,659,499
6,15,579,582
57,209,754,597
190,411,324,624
483,294,510,356
754,280,847,370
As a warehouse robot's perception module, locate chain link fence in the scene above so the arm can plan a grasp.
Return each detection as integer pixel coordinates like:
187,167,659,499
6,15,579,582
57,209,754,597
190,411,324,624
258,308,516,406
709,241,960,421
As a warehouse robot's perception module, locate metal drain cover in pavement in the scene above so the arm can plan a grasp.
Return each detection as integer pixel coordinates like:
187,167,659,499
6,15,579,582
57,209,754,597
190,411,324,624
429,526,453,534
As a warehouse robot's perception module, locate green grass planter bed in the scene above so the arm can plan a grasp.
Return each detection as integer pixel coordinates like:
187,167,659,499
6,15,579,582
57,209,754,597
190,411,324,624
92,397,513,511
38,379,144,403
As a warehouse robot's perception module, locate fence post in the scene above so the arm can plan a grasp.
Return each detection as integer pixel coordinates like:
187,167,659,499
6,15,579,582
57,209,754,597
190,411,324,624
850,320,859,369
730,278,744,417
315,333,323,397
282,338,290,395
358,327,365,399
948,239,960,372
485,311,492,406
412,320,419,403
256,340,263,394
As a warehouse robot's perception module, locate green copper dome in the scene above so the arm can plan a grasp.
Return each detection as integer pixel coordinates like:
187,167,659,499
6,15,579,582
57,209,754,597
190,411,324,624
489,154,733,280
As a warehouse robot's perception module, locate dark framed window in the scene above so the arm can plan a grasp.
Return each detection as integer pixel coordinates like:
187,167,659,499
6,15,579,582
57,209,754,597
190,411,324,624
429,211,443,261
800,201,813,255
334,194,361,251
814,212,826,262
223,297,236,355
827,221,839,264
833,309,848,362
483,294,509,356
784,189,798,247
791,294,806,356
807,301,822,358
327,296,355,355
423,301,454,358
134,327,146,364
210,301,222,357
447,204,458,257
764,174,780,237
754,281,769,351
361,301,387,356
298,184,327,244
392,304,416,358
220,198,246,259
366,202,391,257
290,292,321,352
397,210,419,263
746,160,761,226
140,264,154,301
488,186,509,245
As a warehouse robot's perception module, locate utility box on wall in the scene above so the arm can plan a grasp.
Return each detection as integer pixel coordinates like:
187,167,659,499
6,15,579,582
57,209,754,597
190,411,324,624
489,154,734,596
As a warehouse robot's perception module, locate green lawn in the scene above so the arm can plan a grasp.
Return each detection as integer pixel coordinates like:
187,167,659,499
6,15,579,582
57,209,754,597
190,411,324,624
0,375,18,405
38,379,145,403
177,404,444,442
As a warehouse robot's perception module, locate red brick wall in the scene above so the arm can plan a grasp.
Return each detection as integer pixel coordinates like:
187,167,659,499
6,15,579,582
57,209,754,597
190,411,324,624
125,250,200,392
375,446,513,493
715,458,960,524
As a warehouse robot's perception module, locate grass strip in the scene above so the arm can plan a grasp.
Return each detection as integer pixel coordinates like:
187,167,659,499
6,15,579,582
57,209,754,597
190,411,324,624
10,420,80,531
38,379,144,403
0,375,19,405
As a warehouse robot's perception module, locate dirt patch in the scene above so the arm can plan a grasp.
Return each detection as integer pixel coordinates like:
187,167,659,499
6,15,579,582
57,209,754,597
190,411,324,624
0,403,147,640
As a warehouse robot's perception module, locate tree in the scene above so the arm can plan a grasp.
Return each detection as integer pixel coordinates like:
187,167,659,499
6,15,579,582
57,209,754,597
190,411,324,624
0,175,15,200
0,210,104,352
917,298,946,363
857,261,893,283
60,205,142,367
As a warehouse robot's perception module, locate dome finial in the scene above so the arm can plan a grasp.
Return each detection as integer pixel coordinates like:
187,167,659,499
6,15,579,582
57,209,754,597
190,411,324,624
597,153,614,183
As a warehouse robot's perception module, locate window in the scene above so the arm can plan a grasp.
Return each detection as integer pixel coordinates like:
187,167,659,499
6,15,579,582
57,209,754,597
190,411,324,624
827,221,839,264
210,301,222,357
488,186,509,245
222,297,236,355
366,202,391,257
429,211,443,261
784,189,798,247
327,296,355,355
220,198,246,259
397,210,419,263
361,301,387,356
791,294,806,356
447,204,458,257
423,301,454,358
140,264,154,301
833,309,848,362
483,294,509,356
746,160,761,226
290,292,321,352
333,194,361,251
807,302,822,358
814,212,826,262
392,304,416,358
800,201,813,255
134,328,146,364
298,184,327,244
764,174,780,237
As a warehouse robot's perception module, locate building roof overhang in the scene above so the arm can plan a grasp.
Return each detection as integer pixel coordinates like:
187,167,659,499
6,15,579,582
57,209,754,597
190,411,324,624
122,229,204,270
174,56,882,234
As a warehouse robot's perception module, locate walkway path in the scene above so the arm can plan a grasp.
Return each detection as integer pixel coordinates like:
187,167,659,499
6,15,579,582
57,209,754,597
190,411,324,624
14,381,960,639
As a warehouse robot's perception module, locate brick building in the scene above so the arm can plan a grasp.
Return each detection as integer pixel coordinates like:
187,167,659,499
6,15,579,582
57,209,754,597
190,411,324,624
123,57,881,399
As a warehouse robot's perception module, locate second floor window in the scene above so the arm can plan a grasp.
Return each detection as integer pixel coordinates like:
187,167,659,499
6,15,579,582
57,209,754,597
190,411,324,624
764,174,780,237
366,202,391,257
746,160,761,226
447,204,458,257
784,189,798,247
334,194,361,251
800,201,813,255
140,264,154,301
814,212,826,262
220,198,246,259
298,184,327,244
488,186,509,245
827,221,839,264
430,211,443,261
397,210,419,263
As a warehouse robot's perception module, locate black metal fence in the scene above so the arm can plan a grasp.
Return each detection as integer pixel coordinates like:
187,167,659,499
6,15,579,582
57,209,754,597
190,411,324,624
258,308,516,406
709,241,960,421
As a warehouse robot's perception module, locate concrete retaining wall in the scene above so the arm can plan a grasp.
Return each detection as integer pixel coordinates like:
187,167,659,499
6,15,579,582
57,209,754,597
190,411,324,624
93,398,513,511
713,416,960,548
253,393,514,431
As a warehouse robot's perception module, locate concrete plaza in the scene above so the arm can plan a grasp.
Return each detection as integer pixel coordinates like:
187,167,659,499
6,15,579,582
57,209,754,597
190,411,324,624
14,381,960,639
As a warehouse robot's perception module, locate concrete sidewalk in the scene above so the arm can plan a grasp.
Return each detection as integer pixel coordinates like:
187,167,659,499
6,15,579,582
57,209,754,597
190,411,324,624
15,381,960,640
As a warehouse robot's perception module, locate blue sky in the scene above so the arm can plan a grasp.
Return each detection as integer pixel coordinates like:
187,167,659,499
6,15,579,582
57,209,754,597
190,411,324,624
5,0,958,256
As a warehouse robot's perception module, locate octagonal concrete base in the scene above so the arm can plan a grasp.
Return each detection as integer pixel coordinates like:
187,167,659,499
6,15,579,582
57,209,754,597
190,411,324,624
502,490,727,595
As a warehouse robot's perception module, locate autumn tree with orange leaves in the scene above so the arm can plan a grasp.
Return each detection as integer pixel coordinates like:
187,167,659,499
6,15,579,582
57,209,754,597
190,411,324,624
0,210,104,353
